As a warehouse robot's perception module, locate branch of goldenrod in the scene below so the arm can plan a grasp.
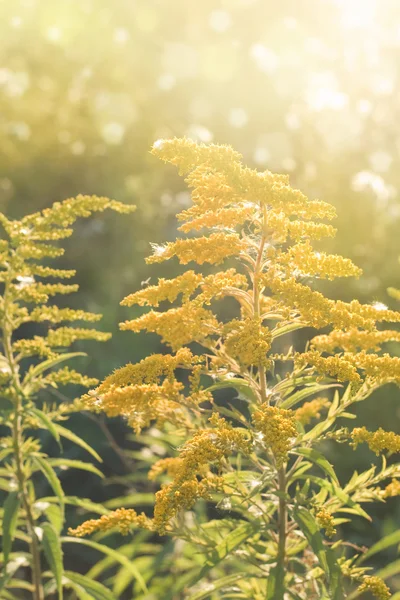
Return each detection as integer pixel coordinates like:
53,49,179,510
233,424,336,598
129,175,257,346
2,275,44,600
253,229,268,405
275,466,287,597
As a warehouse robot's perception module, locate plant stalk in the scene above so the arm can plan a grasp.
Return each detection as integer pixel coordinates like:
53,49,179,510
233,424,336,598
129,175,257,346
276,466,287,596
3,276,44,600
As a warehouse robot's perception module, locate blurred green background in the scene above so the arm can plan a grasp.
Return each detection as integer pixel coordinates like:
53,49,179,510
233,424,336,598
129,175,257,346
2,0,400,591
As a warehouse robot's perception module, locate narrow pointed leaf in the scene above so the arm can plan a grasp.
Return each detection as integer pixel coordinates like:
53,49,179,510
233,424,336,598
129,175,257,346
32,455,64,519
61,537,147,594
357,530,400,565
28,408,61,449
42,523,63,600
63,572,115,600
48,459,104,478
292,507,344,599
188,574,246,600
1,492,21,567
22,352,86,389
293,448,339,485
53,424,102,462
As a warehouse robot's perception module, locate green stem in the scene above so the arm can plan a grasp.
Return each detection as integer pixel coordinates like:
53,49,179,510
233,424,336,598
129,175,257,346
276,466,287,597
253,231,268,404
3,277,44,600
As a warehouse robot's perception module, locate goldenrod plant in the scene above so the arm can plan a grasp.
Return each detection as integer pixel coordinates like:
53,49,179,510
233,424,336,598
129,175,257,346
0,195,136,599
73,139,400,599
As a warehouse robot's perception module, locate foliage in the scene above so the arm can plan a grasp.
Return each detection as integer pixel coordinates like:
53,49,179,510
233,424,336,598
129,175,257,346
0,196,135,599
71,139,400,599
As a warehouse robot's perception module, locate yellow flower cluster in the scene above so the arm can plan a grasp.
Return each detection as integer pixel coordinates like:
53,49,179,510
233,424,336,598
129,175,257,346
278,241,362,281
252,405,297,466
121,271,203,307
299,349,400,386
47,327,111,348
351,427,400,455
69,508,153,537
296,351,360,384
29,306,103,324
382,479,400,498
295,398,329,426
264,273,400,332
120,303,218,350
97,348,195,391
316,508,336,537
13,337,54,359
357,576,391,600
179,205,254,232
151,137,243,176
146,232,245,266
45,367,98,388
262,210,337,244
148,457,184,481
224,318,272,367
121,269,248,309
21,194,135,238
13,282,79,304
84,379,187,434
198,269,249,304
153,414,250,532
311,329,400,353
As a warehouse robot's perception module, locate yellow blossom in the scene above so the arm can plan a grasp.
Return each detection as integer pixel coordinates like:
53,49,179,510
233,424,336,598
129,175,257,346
120,303,218,350
97,348,195,391
382,479,400,498
83,379,187,434
252,405,297,466
316,508,336,537
295,350,361,384
69,508,153,537
278,240,362,281
311,329,400,353
146,232,246,266
357,576,391,600
47,327,111,347
121,271,203,307
153,414,250,532
148,457,184,481
351,427,400,455
224,318,272,367
295,398,329,426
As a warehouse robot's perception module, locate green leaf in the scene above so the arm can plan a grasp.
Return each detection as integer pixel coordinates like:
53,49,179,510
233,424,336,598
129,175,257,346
293,448,339,485
205,379,258,403
63,571,116,600
32,455,65,519
271,322,306,340
0,553,30,593
357,530,400,565
281,384,337,410
22,352,86,390
185,522,258,592
265,564,285,600
42,523,63,600
188,574,246,600
1,492,21,567
28,408,61,449
375,558,400,580
47,459,104,478
61,537,148,594
53,424,102,462
38,495,109,515
292,507,344,599
44,504,63,535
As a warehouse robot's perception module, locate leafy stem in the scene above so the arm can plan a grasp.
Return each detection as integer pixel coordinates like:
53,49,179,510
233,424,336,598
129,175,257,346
3,271,44,600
